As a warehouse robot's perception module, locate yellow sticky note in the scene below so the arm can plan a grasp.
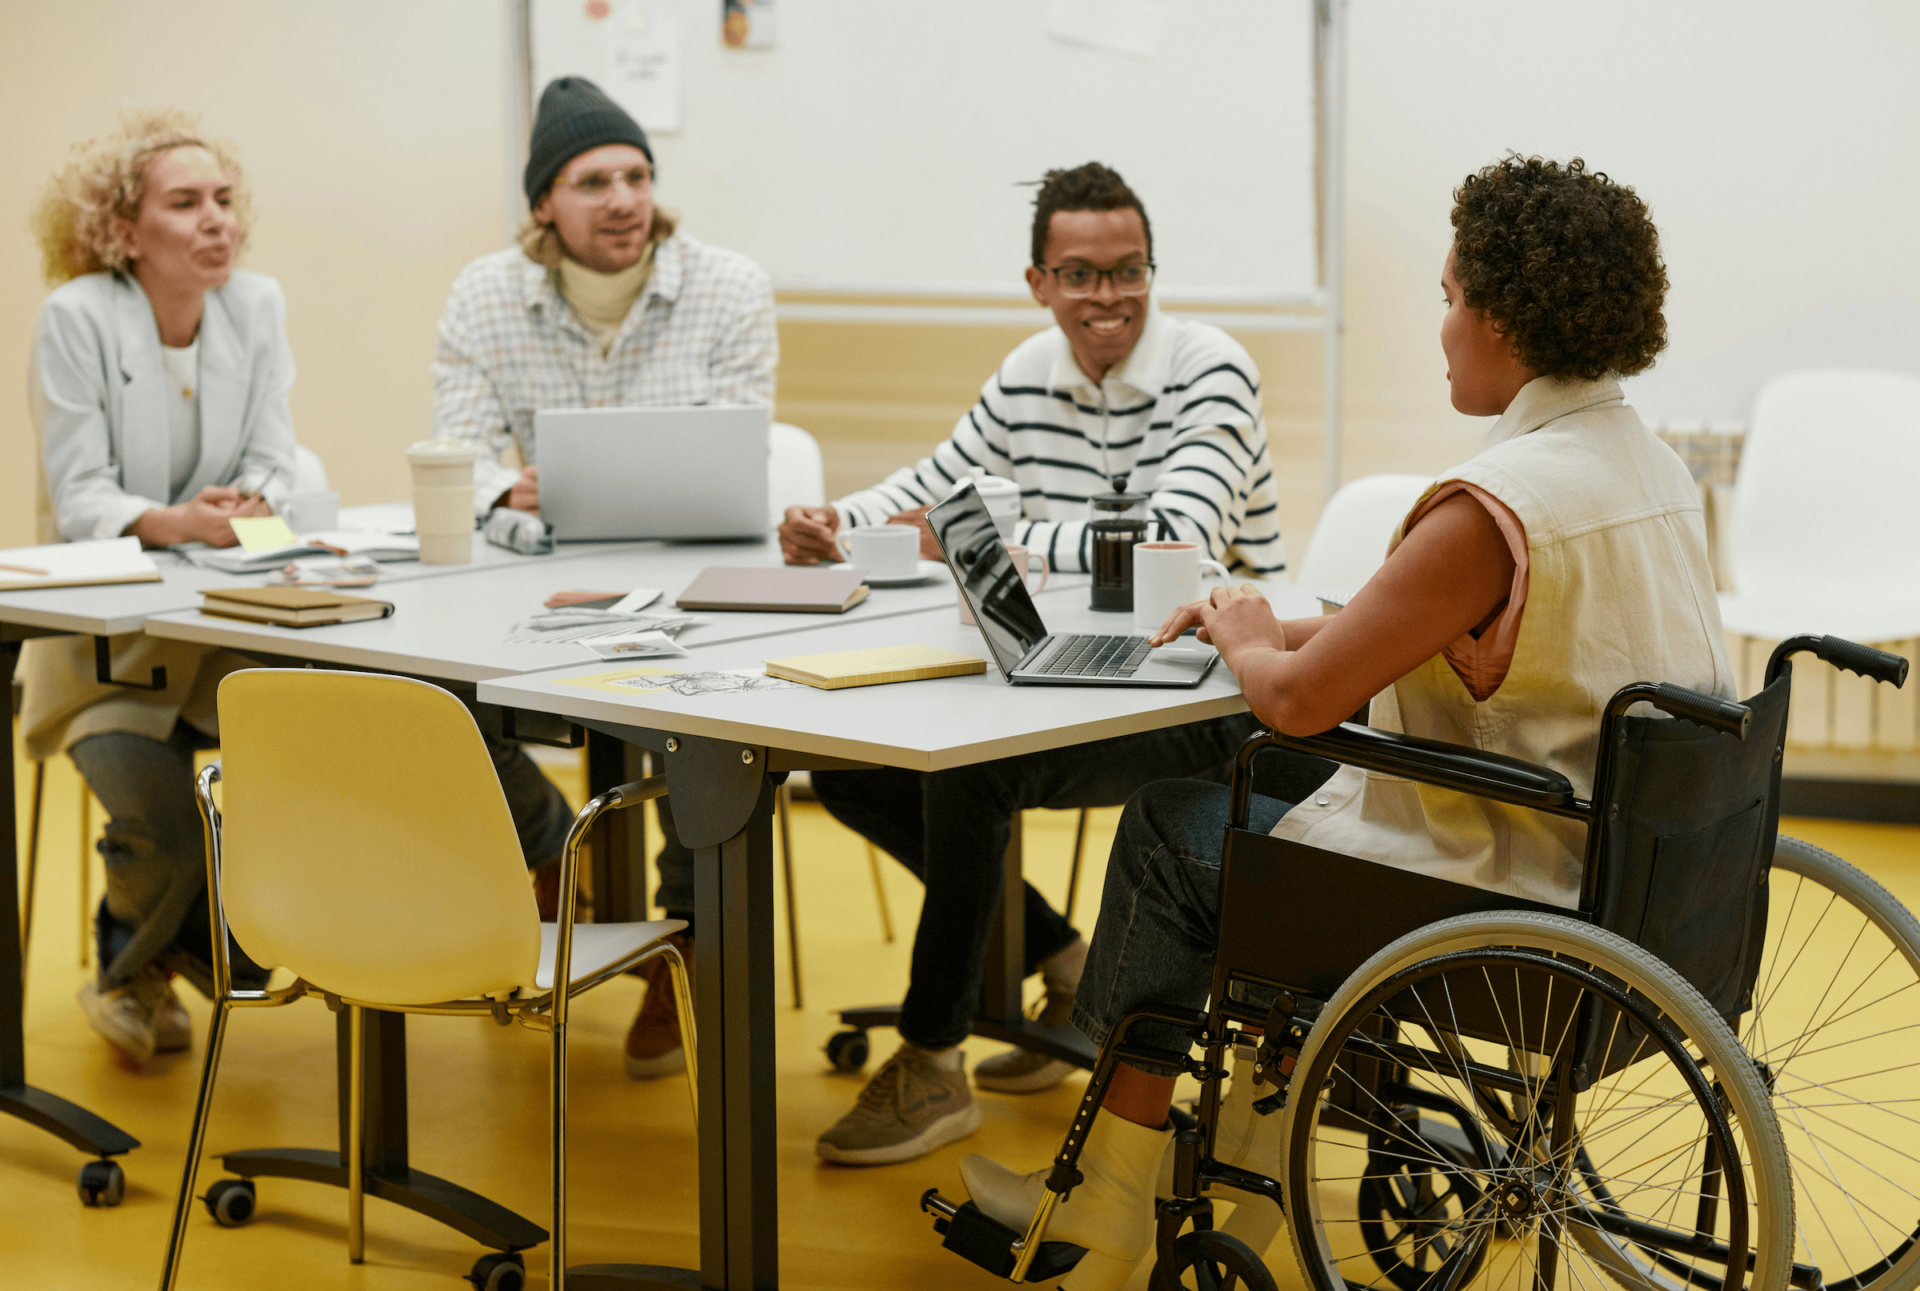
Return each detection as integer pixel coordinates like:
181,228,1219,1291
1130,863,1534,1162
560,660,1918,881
556,666,683,696
229,516,299,553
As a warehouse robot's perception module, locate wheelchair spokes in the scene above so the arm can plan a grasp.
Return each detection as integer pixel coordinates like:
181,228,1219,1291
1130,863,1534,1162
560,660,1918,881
1285,928,1792,1291
1744,838,1920,1291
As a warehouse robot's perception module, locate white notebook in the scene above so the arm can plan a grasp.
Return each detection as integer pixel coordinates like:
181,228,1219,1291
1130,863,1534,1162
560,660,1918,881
0,537,161,592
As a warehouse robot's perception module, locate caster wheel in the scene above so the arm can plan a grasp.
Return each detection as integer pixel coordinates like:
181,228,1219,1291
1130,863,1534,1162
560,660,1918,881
824,1029,870,1072
1149,1228,1278,1291
203,1178,257,1227
469,1251,526,1291
77,1158,126,1207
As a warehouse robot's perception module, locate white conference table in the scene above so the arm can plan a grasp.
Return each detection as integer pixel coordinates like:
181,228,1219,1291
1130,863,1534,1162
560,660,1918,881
472,591,1315,1291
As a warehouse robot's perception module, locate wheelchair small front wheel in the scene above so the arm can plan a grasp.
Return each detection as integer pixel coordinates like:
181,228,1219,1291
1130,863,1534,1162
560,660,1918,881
1150,1228,1278,1291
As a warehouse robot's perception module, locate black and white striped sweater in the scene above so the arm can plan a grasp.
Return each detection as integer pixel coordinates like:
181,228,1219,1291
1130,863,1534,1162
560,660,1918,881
830,308,1286,576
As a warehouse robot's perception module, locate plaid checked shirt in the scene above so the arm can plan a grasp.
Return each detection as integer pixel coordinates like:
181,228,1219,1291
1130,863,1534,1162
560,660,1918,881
431,234,777,514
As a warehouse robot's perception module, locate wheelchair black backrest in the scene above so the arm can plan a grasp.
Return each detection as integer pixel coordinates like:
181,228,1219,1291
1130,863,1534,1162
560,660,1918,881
1588,673,1789,1020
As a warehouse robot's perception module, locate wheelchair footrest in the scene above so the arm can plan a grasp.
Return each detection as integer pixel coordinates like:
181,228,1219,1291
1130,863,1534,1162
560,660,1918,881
920,1190,1086,1283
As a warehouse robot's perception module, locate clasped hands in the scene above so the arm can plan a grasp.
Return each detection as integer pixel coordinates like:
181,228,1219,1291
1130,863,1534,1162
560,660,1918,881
129,485,273,548
1149,582,1288,664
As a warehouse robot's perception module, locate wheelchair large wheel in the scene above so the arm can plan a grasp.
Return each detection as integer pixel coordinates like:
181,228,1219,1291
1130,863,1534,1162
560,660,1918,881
1749,837,1920,1291
1280,911,1793,1291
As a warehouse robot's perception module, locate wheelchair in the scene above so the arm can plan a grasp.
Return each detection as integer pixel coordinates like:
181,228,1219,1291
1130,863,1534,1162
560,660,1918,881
919,634,1917,1291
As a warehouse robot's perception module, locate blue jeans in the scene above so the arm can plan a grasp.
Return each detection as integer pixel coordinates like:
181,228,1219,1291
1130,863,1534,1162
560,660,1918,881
1070,778,1293,1076
812,714,1326,1050
70,720,574,993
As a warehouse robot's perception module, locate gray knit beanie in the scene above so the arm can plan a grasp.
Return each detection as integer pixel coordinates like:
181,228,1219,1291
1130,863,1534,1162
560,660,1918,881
523,76,653,206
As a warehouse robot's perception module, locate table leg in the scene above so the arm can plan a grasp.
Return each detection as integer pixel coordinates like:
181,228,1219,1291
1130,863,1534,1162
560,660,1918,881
570,732,777,1291
1,634,140,1162
587,730,649,923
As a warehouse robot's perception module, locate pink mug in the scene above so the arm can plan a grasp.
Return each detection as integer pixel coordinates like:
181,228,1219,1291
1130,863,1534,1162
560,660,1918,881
959,543,1050,624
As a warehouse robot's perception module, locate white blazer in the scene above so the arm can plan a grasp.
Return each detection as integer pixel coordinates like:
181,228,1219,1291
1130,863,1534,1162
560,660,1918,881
33,268,296,542
22,269,297,759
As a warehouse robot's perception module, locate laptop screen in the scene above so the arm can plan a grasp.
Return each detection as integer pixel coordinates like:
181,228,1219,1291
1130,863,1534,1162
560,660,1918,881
929,483,1048,678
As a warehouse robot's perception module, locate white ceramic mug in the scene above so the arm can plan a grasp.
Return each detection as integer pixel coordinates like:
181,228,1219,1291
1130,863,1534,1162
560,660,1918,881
405,439,478,565
836,524,921,579
283,491,339,534
960,475,1022,540
959,542,1050,624
1132,541,1230,632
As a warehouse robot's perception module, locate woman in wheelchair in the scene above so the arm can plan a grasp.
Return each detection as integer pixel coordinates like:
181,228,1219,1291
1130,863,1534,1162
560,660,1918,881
952,154,1755,1289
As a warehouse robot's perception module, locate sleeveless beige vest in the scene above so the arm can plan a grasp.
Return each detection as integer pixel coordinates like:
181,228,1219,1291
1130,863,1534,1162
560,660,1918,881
1272,376,1732,908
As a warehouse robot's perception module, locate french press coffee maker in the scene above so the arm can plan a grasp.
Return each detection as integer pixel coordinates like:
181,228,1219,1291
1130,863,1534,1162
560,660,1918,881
1088,476,1153,611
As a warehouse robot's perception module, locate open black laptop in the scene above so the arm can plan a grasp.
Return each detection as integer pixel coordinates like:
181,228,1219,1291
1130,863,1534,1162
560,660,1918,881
929,483,1218,687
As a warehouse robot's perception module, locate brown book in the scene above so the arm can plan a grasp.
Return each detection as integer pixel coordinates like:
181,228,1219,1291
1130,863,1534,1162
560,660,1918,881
676,567,871,614
200,586,395,627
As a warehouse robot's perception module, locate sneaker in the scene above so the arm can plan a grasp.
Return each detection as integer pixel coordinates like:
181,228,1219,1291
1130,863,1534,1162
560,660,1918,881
816,1043,982,1166
975,939,1084,1094
139,971,193,1054
78,970,163,1065
625,936,690,1079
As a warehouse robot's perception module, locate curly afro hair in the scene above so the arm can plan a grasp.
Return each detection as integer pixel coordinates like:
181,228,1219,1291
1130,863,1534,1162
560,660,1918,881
1029,162,1152,267
1451,156,1667,380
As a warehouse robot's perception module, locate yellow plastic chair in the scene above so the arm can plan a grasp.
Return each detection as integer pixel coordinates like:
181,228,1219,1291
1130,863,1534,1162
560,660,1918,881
160,670,693,1291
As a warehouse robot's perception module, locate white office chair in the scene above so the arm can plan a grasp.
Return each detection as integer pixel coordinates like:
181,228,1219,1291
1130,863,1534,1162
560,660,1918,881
1293,473,1434,597
1720,370,1920,644
161,669,693,1291
290,443,330,495
768,421,826,524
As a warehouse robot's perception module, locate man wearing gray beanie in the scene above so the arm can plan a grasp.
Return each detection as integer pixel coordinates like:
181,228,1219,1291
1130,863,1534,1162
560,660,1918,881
430,76,776,1083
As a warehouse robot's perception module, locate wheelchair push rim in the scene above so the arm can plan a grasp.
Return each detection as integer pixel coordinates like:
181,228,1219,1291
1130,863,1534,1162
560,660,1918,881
1282,911,1794,1291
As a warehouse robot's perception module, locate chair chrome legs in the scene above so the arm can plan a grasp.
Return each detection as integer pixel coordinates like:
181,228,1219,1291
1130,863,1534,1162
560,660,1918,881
776,782,803,1009
159,997,234,1291
22,761,44,999
550,990,570,1291
864,844,895,943
661,945,698,1120
347,1004,366,1264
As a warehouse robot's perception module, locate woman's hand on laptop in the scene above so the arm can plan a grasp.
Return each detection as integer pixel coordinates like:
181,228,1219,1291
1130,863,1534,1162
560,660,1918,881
780,505,841,564
1150,584,1287,656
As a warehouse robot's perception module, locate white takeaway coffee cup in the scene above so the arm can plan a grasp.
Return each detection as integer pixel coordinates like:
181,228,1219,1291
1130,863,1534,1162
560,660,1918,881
405,439,478,565
958,475,1022,539
1132,541,1231,633
836,524,921,580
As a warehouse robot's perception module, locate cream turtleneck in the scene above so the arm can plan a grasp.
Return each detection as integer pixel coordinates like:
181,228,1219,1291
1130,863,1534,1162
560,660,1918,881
555,241,657,355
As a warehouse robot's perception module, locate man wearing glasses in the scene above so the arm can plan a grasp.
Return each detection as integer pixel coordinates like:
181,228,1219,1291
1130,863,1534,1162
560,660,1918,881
432,77,775,1083
779,163,1298,1165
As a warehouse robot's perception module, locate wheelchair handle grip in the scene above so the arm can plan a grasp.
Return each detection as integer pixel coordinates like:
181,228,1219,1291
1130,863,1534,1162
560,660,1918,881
1650,683,1751,738
1813,636,1909,687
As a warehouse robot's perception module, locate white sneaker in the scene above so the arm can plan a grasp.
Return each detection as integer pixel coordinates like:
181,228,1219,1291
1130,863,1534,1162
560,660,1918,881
138,971,193,1054
78,974,161,1065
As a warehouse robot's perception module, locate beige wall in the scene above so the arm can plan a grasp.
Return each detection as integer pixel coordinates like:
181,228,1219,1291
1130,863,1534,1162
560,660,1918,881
0,0,512,550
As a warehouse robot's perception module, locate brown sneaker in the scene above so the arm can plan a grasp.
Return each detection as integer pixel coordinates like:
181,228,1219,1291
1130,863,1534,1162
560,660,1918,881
815,1043,981,1166
625,935,690,1079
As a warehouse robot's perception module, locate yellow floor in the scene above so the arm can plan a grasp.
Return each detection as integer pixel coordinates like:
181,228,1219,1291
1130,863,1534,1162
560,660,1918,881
8,728,1920,1289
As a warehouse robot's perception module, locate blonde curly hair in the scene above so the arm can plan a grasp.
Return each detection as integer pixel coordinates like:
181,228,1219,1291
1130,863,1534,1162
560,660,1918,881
31,108,251,285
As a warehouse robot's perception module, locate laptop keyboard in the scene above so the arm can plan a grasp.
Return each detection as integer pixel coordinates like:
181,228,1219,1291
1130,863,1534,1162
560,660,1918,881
1034,634,1153,678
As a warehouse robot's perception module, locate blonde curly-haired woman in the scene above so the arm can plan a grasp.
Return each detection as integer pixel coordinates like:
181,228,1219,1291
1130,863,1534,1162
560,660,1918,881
22,109,294,1065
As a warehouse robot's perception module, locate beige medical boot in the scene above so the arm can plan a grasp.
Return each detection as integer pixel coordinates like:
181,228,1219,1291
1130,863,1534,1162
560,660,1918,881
960,1112,1173,1290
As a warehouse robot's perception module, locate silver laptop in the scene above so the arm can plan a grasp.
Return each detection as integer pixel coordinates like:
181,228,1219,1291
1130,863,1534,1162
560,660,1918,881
534,406,770,542
930,483,1219,688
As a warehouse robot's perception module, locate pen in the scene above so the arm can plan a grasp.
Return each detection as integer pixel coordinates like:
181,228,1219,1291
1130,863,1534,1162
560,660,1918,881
0,562,50,576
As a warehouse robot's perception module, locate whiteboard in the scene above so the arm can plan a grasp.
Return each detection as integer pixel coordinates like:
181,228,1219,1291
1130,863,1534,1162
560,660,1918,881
530,0,1320,303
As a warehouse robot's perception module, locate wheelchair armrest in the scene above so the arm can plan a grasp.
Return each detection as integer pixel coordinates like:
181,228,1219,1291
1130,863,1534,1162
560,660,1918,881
1230,724,1578,828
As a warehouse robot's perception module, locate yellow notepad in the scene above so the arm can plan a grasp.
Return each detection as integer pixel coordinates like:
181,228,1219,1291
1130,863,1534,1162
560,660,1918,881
762,644,987,690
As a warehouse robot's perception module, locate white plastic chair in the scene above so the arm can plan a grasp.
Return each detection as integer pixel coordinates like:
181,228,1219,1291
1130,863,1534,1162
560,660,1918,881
1293,474,1434,598
291,443,330,494
1720,370,1920,644
768,420,825,524
160,670,693,1291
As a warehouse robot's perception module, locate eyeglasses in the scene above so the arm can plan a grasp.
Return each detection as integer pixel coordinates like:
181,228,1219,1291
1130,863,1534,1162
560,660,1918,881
562,166,653,199
1041,261,1155,298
